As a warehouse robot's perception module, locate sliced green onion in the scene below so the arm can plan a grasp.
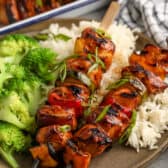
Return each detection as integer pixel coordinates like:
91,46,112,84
36,0,43,7
87,53,94,62
84,107,92,117
95,105,111,123
53,33,72,42
119,110,137,144
95,28,111,39
77,72,95,92
88,63,98,73
95,47,106,70
33,33,49,41
54,60,67,82
77,72,91,87
58,125,71,133
107,78,130,90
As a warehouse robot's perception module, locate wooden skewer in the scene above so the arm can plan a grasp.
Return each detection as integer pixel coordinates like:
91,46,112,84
100,1,120,31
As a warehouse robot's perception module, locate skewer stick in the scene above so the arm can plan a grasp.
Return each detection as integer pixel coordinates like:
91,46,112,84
100,1,120,31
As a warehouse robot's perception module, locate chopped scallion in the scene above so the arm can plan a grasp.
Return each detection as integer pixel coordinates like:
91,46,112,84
95,105,111,123
107,78,130,90
58,125,71,133
36,0,43,7
54,60,67,82
33,33,49,41
95,28,111,39
53,33,72,42
119,110,137,144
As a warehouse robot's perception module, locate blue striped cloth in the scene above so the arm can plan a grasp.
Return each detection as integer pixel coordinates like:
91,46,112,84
117,0,168,49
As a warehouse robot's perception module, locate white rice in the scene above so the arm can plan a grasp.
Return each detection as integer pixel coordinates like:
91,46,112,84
39,20,168,151
128,88,168,152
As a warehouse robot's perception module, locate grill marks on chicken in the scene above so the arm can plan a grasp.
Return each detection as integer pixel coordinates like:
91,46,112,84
74,27,115,69
73,124,112,157
30,28,168,168
37,105,77,130
67,28,115,88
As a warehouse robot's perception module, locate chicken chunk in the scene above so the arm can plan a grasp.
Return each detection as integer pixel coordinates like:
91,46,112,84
37,105,77,130
74,27,115,69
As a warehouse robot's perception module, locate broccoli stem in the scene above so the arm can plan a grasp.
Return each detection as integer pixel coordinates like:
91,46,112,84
0,147,19,168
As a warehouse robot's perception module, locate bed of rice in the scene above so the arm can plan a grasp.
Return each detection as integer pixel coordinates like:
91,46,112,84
39,20,168,151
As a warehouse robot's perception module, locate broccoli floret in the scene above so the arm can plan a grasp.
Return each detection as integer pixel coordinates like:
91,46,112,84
0,121,32,168
21,47,58,83
0,92,35,132
0,34,39,64
0,63,26,95
17,79,46,116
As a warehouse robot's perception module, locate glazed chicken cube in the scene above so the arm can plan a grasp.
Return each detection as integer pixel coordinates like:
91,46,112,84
64,140,91,168
74,27,115,69
73,124,112,157
37,105,77,130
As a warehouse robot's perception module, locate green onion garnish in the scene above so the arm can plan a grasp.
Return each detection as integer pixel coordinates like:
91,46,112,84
107,77,130,90
87,47,106,72
84,107,92,117
95,28,111,39
54,60,67,82
95,105,111,123
119,110,137,144
88,63,98,73
58,125,71,133
54,33,72,42
36,0,43,7
33,33,49,41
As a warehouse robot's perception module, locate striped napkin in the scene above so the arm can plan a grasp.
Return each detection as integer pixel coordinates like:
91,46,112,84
117,0,168,49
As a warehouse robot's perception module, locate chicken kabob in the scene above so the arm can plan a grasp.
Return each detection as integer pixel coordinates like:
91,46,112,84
29,27,115,168
0,0,74,24
62,44,168,167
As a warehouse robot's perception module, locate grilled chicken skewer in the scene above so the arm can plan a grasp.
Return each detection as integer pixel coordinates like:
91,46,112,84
29,27,115,168
30,35,168,168
0,0,73,24
62,44,168,167
29,18,168,167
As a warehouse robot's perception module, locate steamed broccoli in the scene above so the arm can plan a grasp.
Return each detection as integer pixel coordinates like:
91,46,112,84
0,121,32,168
0,64,26,96
0,92,35,132
16,78,46,116
0,34,39,64
21,47,58,83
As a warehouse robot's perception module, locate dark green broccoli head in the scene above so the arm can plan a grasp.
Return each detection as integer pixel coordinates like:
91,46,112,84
0,121,32,168
21,47,58,83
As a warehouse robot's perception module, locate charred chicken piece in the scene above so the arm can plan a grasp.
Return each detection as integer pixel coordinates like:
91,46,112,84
102,82,142,110
143,44,168,71
74,27,115,69
67,57,103,88
56,78,90,103
30,144,58,168
48,79,90,117
64,140,91,168
87,105,130,140
122,64,168,94
36,125,72,151
130,51,166,79
37,105,77,130
73,124,112,157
